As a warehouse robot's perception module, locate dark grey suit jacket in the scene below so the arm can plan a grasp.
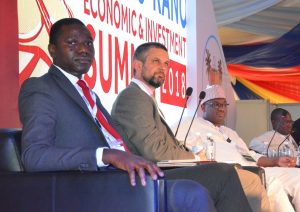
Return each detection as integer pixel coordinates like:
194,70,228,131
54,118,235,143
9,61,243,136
111,82,194,162
19,65,122,171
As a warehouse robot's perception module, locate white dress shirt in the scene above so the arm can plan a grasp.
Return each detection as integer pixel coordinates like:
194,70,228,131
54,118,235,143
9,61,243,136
249,130,297,156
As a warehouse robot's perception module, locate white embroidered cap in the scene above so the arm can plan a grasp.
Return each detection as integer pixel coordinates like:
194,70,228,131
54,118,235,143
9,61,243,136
201,84,226,105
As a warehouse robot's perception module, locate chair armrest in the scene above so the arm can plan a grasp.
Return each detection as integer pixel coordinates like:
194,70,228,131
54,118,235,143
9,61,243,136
0,128,23,171
0,170,166,212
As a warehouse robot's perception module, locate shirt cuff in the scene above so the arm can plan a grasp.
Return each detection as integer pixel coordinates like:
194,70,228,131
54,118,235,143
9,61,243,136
96,147,109,167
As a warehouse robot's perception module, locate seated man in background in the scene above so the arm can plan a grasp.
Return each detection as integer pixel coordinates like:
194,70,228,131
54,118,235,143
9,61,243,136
249,108,298,156
112,42,265,212
292,118,300,146
18,18,216,212
177,84,298,211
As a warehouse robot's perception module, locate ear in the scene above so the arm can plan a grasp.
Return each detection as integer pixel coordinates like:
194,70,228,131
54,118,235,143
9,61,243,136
271,119,279,129
48,44,56,60
133,59,143,76
201,104,205,112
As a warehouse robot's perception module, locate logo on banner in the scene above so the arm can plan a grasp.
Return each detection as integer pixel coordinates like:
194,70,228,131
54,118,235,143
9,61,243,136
205,49,223,85
202,35,226,87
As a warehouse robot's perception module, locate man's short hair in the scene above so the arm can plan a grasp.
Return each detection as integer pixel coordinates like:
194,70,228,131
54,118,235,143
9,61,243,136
132,42,167,75
271,108,289,121
49,18,85,45
133,42,168,63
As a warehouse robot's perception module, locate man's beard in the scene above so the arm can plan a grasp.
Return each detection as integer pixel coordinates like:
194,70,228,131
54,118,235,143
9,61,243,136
148,76,164,88
142,70,165,88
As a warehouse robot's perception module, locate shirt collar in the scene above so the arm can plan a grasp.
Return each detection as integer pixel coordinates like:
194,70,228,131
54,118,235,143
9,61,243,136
203,118,219,128
53,64,82,86
202,118,227,132
131,78,154,96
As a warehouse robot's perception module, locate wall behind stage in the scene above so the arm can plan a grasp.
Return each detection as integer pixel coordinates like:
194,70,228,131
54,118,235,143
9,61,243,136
0,0,20,128
1,0,235,129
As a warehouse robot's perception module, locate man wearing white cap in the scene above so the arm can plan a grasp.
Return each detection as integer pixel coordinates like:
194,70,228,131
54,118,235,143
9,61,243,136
177,84,299,211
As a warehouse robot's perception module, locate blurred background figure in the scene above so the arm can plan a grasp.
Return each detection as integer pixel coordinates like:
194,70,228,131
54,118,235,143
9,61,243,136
292,118,300,146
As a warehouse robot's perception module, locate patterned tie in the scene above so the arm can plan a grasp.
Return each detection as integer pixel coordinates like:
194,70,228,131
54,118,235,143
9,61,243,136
77,80,129,152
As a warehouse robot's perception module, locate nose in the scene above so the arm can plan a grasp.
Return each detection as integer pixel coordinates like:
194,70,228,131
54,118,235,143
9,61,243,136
160,63,169,73
218,107,225,112
77,42,91,55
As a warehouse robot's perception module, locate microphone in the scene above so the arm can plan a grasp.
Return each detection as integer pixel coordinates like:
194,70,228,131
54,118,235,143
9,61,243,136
277,134,291,156
174,87,193,137
183,91,206,149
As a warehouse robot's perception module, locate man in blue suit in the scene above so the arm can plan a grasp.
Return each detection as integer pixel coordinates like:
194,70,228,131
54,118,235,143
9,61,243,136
18,17,217,211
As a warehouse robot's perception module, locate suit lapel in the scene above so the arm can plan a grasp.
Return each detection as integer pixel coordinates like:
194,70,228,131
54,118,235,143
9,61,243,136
47,66,111,147
130,81,177,140
48,66,95,122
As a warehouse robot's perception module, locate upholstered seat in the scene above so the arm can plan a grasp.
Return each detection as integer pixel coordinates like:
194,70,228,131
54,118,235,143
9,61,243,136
0,129,166,212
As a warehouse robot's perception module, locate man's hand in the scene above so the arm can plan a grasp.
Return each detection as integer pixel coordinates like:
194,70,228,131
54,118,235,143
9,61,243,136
102,149,164,186
258,156,296,167
276,156,296,167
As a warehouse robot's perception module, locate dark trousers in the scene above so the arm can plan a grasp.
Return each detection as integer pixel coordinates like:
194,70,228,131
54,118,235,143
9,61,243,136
165,163,252,212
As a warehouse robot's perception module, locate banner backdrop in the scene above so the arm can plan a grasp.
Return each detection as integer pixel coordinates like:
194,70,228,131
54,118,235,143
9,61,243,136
18,0,187,124
224,23,300,104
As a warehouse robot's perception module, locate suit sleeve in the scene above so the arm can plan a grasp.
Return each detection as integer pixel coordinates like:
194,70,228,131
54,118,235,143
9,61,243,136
19,78,98,171
111,88,194,162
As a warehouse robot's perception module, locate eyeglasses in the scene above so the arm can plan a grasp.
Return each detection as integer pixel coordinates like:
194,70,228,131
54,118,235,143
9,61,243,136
206,102,229,109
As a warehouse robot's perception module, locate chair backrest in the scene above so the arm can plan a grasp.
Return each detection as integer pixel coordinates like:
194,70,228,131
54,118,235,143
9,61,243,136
0,128,24,172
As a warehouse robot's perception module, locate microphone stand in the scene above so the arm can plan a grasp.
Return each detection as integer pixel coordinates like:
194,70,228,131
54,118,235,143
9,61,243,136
277,134,291,156
266,120,283,157
183,91,206,149
174,87,192,137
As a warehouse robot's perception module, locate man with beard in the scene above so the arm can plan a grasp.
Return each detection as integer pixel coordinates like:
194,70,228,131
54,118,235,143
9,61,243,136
111,42,265,211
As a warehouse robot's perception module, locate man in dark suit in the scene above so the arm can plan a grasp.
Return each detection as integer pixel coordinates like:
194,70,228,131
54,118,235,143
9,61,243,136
111,42,263,211
19,18,218,211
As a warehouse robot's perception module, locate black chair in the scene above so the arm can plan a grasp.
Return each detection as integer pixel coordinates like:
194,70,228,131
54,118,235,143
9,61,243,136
0,128,23,171
0,129,166,212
